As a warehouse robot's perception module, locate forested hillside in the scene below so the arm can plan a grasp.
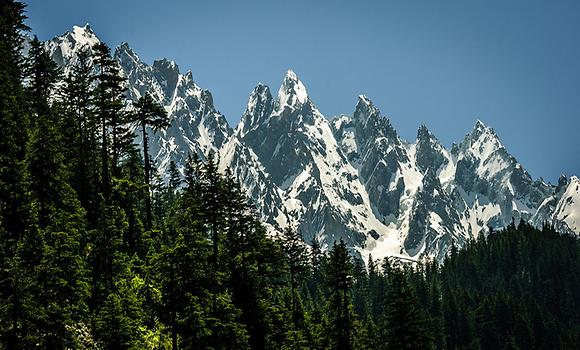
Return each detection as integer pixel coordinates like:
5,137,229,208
1,1,579,349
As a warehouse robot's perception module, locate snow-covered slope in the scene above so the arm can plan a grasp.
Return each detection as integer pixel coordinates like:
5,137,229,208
45,25,579,261
532,175,580,234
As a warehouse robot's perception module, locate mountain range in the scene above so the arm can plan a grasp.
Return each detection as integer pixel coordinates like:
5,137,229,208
42,24,580,262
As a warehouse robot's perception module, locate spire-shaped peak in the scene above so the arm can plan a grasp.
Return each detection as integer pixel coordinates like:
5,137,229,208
152,58,180,97
458,119,505,162
115,42,142,71
116,42,137,57
285,69,299,82
153,58,179,74
356,95,375,109
153,58,180,82
471,119,497,138
47,23,100,65
474,119,486,129
416,124,443,146
354,95,380,122
71,23,94,35
248,83,273,108
467,118,500,143
237,83,275,137
417,124,431,140
253,82,271,94
415,124,448,174
72,23,94,36
277,69,308,108
66,23,100,49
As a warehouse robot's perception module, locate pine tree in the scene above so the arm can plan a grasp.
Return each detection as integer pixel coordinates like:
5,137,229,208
307,236,325,304
167,159,181,207
25,37,93,348
92,42,128,200
154,155,253,350
0,3,34,345
131,93,169,230
381,260,434,350
60,47,98,219
324,239,356,350
117,147,146,256
280,225,309,327
25,36,62,228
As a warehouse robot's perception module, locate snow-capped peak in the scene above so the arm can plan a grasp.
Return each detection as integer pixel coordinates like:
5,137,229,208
116,42,140,64
470,119,499,142
460,119,504,162
67,23,99,50
417,124,431,140
276,69,309,109
72,23,94,36
551,176,580,233
354,95,379,118
237,83,274,137
46,24,101,67
153,58,179,74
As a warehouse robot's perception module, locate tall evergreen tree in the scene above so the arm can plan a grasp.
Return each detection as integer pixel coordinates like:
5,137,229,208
24,35,91,348
381,260,433,350
131,93,169,230
60,47,98,219
92,42,127,200
0,2,35,346
324,239,356,350
280,225,309,327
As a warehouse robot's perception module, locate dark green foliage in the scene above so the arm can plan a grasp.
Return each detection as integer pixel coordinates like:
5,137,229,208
59,47,99,220
436,222,580,349
92,41,129,199
0,3,35,346
381,260,433,350
325,239,357,350
131,93,169,230
1,2,579,348
279,225,309,326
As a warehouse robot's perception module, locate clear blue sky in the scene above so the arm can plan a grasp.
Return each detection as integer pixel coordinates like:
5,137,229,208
27,0,579,183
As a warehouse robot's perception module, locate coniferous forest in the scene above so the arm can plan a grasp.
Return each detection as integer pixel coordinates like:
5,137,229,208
1,1,579,349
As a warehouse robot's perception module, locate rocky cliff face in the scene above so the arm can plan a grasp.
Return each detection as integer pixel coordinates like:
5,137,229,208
44,25,579,261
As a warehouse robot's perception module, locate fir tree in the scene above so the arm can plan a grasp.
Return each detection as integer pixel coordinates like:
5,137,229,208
92,42,127,200
60,47,98,219
324,239,356,350
381,260,433,350
131,93,169,230
0,3,36,346
280,225,309,327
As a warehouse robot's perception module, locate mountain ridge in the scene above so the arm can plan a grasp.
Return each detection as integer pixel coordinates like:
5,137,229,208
43,24,580,261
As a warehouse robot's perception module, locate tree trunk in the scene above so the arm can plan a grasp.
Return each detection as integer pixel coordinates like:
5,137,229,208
142,123,152,230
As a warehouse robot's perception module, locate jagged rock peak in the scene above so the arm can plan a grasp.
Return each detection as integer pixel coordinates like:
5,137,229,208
416,124,444,147
70,23,95,37
115,42,140,62
67,23,99,47
153,58,179,74
153,58,180,94
237,83,274,137
417,124,431,140
458,118,505,160
246,83,273,107
354,95,380,121
276,69,309,109
557,174,568,190
470,119,498,140
200,89,214,106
